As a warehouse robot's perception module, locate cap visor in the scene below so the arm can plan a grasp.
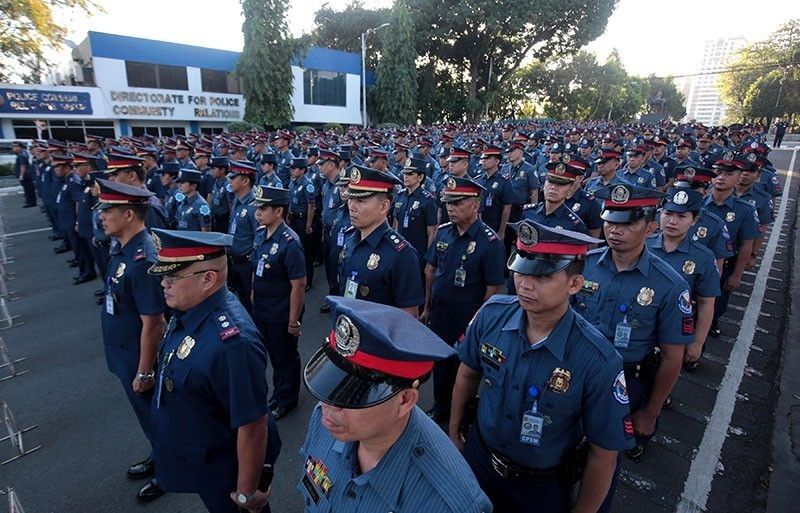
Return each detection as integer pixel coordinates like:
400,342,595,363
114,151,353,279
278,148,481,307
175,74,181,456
507,251,574,276
440,194,472,203
600,209,644,223
347,189,381,199
303,346,403,409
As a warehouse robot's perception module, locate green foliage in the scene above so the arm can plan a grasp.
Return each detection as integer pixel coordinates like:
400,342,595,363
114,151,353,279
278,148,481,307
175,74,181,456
324,123,344,133
238,0,298,128
294,125,315,133
376,122,400,129
644,75,686,120
374,0,417,125
720,19,800,124
0,0,98,83
313,1,390,69
0,163,14,177
227,121,260,133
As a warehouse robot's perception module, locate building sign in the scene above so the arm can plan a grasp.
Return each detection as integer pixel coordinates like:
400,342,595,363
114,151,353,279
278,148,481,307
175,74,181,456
107,90,243,121
0,88,92,115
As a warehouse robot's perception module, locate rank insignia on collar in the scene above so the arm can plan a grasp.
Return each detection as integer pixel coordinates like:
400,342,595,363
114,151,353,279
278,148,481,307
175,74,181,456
637,287,655,306
548,367,571,394
134,247,146,261
177,336,195,360
683,260,696,275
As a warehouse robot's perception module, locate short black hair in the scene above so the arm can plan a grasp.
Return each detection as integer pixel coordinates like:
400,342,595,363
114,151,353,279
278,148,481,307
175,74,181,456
565,258,585,277
113,203,148,221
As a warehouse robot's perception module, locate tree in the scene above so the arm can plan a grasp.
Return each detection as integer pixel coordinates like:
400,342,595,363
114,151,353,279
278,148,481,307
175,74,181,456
238,0,297,128
643,75,686,120
0,0,97,83
313,1,390,68
408,0,617,120
374,0,417,124
720,19,800,124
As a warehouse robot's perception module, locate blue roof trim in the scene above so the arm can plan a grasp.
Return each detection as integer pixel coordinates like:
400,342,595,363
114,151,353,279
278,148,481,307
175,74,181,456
88,32,364,75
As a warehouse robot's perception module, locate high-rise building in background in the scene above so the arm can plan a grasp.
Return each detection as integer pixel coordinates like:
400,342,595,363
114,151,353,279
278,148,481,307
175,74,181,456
684,37,747,125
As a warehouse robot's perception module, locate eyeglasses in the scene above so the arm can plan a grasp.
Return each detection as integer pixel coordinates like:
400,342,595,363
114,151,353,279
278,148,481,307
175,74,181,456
161,269,221,284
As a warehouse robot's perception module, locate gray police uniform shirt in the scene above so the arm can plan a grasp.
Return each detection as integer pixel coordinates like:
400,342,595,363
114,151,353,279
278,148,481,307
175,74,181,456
459,296,634,468
298,404,493,513
574,247,694,363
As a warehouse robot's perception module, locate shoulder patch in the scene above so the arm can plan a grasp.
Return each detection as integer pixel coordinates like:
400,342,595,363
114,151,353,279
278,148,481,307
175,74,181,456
214,311,241,341
522,203,537,211
199,204,211,216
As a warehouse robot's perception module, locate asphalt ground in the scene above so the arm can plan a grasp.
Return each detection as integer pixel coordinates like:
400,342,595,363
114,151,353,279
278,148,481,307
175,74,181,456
0,150,797,512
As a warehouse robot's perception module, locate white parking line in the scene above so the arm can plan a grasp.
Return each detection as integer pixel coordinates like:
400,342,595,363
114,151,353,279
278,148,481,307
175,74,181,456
676,147,797,513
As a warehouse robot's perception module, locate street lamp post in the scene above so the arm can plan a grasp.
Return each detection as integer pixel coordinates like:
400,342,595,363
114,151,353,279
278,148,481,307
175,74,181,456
361,23,390,128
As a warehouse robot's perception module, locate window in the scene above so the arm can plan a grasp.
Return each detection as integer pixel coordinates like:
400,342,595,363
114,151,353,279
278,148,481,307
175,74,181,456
303,69,346,107
202,69,231,93
125,61,188,90
12,119,115,140
200,126,226,135
131,126,186,137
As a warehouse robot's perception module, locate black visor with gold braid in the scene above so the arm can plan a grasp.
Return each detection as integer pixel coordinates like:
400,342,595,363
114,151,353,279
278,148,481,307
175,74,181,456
147,228,233,275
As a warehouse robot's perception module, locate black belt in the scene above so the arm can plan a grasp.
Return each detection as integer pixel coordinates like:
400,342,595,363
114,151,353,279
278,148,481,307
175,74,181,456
228,254,251,264
623,362,643,379
476,426,560,480
291,213,307,219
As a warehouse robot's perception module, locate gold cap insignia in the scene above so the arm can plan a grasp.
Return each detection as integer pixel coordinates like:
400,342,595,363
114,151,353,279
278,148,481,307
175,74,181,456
555,163,566,175
151,231,162,252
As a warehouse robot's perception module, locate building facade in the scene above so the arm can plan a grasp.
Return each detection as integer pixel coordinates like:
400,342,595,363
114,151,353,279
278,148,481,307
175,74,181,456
0,32,364,140
684,37,747,126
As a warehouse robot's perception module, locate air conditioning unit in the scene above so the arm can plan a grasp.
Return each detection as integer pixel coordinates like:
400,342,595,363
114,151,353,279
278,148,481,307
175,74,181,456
72,63,85,83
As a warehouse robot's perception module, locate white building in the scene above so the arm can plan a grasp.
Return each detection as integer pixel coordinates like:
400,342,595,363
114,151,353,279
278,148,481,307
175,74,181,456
0,32,365,140
684,37,747,125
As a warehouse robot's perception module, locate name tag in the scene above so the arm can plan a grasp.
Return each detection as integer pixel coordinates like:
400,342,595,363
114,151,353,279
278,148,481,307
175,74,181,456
229,219,237,234
344,277,358,299
519,411,544,446
337,230,345,247
614,321,632,349
485,194,493,206
105,294,115,315
256,258,266,277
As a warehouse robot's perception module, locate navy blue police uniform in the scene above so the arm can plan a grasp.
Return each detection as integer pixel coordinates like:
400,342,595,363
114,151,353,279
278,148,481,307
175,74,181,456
174,170,212,231
476,145,512,234
288,157,318,287
395,158,439,275
209,157,232,233
318,151,343,296
226,160,259,313
458,221,632,513
250,186,307,416
147,229,281,513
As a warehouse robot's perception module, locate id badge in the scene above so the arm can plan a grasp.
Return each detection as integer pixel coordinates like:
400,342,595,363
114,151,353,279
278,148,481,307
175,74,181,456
328,196,334,208
337,230,345,247
520,411,544,446
344,278,359,298
614,321,632,349
402,214,410,229
454,266,466,287
256,258,266,277
486,194,493,207
229,219,237,234
105,294,115,315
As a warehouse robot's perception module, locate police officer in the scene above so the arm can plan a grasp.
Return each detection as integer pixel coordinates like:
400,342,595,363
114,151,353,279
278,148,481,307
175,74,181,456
273,131,295,186
53,153,83,270
96,179,166,503
73,153,99,284
227,160,259,313
11,140,37,207
104,154,168,229
523,155,589,234
288,157,317,289
147,229,281,512
175,170,212,231
322,169,352,314
576,183,694,462
318,150,343,300
421,176,505,423
451,221,631,513
338,165,424,316
647,187,721,372
476,145,512,236
734,156,773,268
705,159,760,337
673,165,733,270
160,162,181,229
618,146,657,189
300,296,493,513
174,140,196,170
209,156,232,233
258,153,282,188
250,186,307,420
584,150,625,196
394,157,439,276
142,148,167,202
503,140,540,227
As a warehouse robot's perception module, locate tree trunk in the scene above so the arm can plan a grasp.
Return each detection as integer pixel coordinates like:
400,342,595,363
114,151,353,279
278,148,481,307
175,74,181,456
468,59,480,122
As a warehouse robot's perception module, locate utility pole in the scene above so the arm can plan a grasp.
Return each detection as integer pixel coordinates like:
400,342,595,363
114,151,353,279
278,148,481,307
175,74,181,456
361,23,390,128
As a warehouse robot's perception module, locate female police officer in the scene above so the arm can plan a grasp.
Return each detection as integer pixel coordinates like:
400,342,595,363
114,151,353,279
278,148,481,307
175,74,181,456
250,185,307,420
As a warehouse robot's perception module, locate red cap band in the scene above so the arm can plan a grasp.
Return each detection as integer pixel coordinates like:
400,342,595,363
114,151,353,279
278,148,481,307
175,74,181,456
327,331,433,379
159,246,224,258
605,198,661,208
516,241,587,256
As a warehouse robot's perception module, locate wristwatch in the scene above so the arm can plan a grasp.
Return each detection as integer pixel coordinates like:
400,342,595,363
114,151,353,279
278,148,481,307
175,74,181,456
236,491,254,506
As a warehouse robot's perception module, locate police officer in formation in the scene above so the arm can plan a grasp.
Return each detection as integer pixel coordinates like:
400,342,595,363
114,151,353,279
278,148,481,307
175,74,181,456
209,157,232,232
318,150,344,300
227,160,259,312
451,220,630,513
96,179,167,503
523,155,589,234
300,296,493,512
175,170,212,231
393,157,439,276
250,185,307,420
147,229,281,512
422,176,505,423
288,157,317,288
476,145,512,236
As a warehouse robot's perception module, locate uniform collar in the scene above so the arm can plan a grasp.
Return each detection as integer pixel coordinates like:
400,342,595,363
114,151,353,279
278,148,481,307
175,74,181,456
650,233,690,253
235,189,255,205
118,228,148,257
175,286,228,334
351,407,422,509
704,192,735,208
359,221,390,248
500,304,572,361
265,221,288,242
598,246,652,277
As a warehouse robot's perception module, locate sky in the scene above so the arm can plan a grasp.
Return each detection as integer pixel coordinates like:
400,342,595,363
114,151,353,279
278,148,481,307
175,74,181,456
55,0,800,78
